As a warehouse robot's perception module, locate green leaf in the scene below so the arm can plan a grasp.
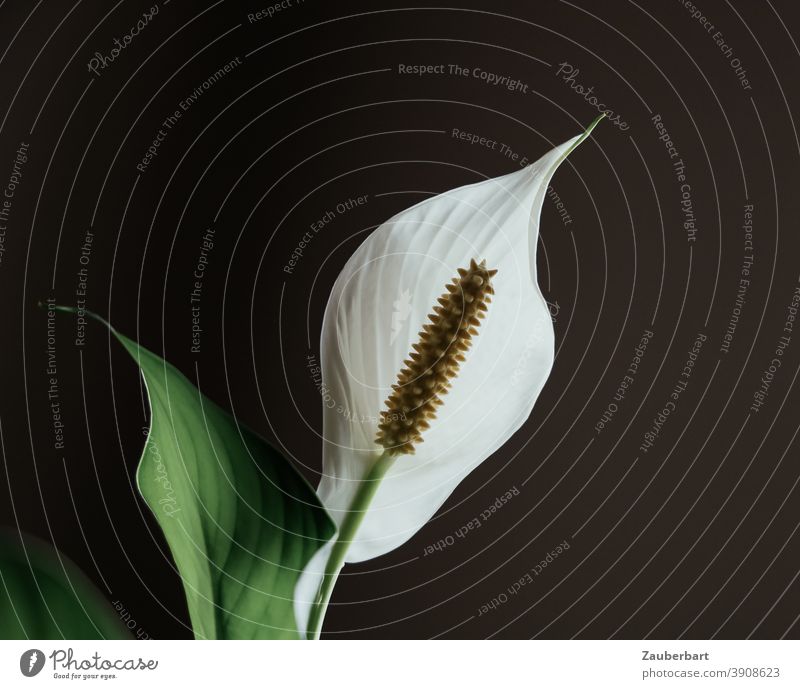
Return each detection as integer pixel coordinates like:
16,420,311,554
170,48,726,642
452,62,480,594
115,331,335,639
0,531,130,639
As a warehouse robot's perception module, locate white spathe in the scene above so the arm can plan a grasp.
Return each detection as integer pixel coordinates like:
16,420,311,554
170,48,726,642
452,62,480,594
317,135,585,562
294,127,596,635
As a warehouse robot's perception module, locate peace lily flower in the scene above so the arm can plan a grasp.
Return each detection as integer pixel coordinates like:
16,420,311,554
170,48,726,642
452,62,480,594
296,118,601,638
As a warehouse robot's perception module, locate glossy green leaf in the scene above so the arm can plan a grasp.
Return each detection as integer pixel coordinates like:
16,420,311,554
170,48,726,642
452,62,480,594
115,331,335,639
0,531,129,639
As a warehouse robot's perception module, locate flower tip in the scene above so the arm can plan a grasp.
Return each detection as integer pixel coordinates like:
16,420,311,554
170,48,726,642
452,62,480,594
586,113,605,135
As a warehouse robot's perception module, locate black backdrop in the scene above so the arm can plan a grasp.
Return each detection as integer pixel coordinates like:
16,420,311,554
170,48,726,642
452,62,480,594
1,0,799,639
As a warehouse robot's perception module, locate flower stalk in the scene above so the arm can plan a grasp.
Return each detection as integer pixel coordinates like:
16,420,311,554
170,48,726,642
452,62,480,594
306,450,396,640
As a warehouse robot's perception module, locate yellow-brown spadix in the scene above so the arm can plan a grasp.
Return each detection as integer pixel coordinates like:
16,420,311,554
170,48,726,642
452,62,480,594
376,258,497,455
294,120,600,638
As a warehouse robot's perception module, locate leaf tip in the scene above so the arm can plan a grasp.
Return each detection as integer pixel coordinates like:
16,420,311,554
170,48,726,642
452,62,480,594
45,302,117,335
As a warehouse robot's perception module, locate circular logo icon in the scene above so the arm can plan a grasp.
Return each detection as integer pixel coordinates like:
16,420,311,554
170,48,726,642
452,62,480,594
20,649,45,677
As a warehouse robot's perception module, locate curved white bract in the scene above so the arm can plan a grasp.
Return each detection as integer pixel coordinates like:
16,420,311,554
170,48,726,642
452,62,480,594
294,125,598,636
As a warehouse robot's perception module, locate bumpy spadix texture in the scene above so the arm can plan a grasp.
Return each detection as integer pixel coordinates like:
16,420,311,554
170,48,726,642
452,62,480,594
377,259,497,455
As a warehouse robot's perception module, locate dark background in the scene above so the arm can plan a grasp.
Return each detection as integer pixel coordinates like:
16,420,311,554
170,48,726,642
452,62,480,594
1,0,799,639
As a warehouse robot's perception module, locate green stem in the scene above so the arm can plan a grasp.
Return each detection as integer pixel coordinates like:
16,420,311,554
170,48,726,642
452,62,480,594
306,451,396,640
